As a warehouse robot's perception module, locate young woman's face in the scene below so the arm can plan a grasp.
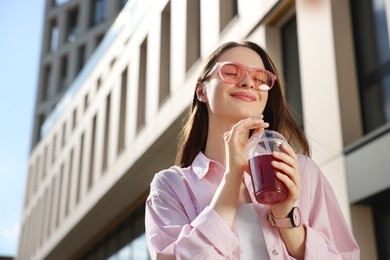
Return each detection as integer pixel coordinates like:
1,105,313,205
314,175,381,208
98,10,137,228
202,46,269,123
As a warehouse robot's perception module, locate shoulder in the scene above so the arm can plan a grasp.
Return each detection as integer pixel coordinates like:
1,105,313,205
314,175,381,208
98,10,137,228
297,155,336,200
297,155,323,175
149,165,192,196
297,155,331,188
151,165,188,186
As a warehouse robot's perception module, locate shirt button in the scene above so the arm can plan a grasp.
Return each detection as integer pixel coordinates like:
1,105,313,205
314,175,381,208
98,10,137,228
272,249,279,255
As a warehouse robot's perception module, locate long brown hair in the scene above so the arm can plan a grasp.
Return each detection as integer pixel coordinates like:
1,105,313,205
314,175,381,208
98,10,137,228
175,41,310,167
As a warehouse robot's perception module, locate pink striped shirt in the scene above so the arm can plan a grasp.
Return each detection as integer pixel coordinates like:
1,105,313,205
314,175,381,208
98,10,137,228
145,152,360,259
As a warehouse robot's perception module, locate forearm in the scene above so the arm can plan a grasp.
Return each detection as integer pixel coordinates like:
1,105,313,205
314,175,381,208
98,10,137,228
210,168,243,228
278,225,306,259
146,205,241,259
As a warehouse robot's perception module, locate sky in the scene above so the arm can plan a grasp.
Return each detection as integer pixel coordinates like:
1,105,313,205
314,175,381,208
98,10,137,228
0,0,45,256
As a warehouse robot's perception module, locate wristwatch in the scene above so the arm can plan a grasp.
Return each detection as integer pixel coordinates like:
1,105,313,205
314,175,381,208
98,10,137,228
268,207,301,228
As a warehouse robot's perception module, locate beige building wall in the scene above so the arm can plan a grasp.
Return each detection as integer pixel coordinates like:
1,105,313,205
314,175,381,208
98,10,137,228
30,0,124,150
295,0,352,220
19,0,388,259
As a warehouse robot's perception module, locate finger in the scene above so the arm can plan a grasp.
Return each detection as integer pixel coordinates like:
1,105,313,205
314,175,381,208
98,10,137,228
272,144,298,167
238,117,265,129
280,144,298,160
271,158,300,191
275,171,300,199
271,160,298,181
252,122,269,134
272,151,296,169
231,118,267,136
223,131,231,142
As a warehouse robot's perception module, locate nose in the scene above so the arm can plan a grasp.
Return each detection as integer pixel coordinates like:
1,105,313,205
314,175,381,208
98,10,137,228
239,71,254,89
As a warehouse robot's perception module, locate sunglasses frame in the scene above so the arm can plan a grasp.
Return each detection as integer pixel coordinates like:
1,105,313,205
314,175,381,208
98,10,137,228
206,61,277,91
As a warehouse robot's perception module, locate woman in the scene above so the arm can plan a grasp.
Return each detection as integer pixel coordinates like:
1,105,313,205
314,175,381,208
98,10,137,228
145,41,359,259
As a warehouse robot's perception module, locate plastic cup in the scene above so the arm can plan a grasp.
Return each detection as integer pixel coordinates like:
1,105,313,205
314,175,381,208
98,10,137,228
244,130,288,204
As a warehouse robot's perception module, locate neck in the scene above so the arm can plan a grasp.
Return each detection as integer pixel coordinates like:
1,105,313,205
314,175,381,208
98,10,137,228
204,115,238,167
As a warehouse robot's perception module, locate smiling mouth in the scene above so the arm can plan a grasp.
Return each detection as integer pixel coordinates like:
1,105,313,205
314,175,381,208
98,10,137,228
230,92,257,102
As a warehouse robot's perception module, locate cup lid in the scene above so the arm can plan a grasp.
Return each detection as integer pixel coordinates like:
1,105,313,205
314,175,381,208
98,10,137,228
244,130,288,159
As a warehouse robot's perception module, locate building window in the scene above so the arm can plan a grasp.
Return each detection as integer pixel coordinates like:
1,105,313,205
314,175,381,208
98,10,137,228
52,134,57,165
110,57,117,69
102,93,111,171
360,188,390,259
77,44,86,74
56,163,65,228
33,156,41,193
351,0,390,133
40,188,49,246
76,133,85,204
95,33,105,49
120,0,127,10
37,198,44,249
80,206,150,259
66,7,79,42
42,145,48,179
281,16,304,129
90,0,106,27
186,0,200,71
219,0,238,32
118,68,127,154
48,19,59,52
65,149,74,217
41,64,52,101
72,108,77,130
96,76,102,91
159,1,171,106
36,113,46,143
61,122,67,148
88,115,97,190
47,177,56,238
137,37,147,132
84,93,89,111
59,54,68,92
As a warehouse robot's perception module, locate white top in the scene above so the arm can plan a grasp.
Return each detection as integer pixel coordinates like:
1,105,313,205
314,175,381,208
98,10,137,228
236,203,270,259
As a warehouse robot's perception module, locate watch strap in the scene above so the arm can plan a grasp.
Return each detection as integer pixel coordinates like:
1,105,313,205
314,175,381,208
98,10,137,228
268,215,294,228
268,207,301,228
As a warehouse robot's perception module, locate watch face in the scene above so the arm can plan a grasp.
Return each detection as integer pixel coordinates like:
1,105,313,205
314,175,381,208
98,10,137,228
292,207,301,227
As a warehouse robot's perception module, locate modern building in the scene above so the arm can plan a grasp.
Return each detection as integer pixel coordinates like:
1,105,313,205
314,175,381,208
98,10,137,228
18,0,390,259
30,0,128,150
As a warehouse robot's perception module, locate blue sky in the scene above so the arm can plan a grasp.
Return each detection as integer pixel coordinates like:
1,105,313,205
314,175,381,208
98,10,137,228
0,1,45,256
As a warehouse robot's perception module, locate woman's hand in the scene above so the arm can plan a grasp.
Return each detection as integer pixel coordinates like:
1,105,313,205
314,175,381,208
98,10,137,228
211,115,269,227
270,144,301,218
269,144,306,259
223,116,269,174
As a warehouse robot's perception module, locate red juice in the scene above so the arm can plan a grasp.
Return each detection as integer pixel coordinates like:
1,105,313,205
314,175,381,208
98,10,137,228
248,154,287,204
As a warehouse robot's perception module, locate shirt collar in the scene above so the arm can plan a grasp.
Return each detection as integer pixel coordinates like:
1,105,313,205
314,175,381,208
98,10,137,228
191,152,223,179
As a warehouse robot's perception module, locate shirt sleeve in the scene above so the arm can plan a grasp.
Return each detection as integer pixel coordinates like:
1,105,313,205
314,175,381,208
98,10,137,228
145,171,240,260
299,157,360,259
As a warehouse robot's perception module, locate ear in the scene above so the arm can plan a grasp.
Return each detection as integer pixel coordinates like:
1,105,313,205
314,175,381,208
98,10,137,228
196,82,207,102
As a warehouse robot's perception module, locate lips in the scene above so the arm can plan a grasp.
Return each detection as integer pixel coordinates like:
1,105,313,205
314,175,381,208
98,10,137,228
229,91,257,102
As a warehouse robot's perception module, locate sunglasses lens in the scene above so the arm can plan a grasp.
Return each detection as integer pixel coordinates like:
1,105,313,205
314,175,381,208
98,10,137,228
218,63,275,90
258,83,271,91
220,64,243,83
253,70,273,89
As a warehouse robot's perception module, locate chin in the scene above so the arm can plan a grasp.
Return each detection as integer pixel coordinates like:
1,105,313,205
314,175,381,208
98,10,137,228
233,104,263,118
232,112,260,121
